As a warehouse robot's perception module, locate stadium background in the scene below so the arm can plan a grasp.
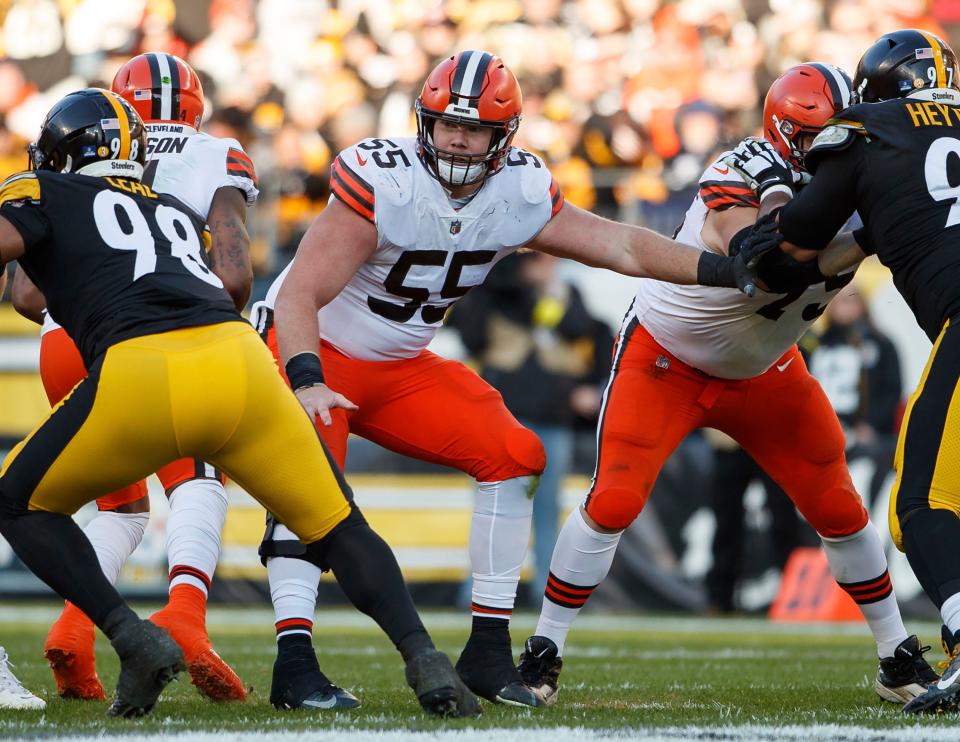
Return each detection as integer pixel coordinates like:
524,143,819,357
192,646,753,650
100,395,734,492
0,0,954,617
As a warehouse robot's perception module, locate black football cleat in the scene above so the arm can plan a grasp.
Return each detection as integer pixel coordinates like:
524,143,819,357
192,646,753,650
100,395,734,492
455,624,540,707
904,627,960,714
106,619,186,718
405,649,482,718
270,643,360,710
517,635,562,706
876,634,939,703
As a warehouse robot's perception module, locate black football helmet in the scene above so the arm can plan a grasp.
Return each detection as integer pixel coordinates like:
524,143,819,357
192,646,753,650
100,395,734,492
28,88,147,179
854,29,960,103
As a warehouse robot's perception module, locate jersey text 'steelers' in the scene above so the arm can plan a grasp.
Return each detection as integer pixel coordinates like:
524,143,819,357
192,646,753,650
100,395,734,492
263,137,563,360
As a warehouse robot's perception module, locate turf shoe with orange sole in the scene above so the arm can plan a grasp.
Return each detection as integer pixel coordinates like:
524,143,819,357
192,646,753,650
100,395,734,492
149,593,246,703
44,602,106,701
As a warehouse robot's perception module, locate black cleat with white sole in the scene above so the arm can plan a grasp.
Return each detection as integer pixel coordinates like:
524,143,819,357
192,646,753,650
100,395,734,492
106,619,186,718
406,649,482,717
455,621,540,707
517,635,562,706
270,641,360,710
876,634,939,704
904,627,960,714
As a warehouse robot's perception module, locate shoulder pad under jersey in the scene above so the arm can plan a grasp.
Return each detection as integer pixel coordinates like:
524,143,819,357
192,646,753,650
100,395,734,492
331,138,416,221
698,152,759,211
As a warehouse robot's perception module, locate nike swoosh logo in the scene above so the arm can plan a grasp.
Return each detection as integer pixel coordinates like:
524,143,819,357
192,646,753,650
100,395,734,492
938,665,960,690
776,358,794,372
356,151,368,166
714,165,729,175
302,695,339,709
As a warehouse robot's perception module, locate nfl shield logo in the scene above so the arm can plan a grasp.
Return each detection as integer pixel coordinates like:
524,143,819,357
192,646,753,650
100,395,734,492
450,220,462,235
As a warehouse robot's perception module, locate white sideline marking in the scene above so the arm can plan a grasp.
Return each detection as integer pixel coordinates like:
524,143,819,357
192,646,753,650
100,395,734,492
0,726,943,742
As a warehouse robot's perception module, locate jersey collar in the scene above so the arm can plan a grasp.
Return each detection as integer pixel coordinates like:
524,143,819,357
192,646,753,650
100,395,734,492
906,87,960,104
145,122,199,137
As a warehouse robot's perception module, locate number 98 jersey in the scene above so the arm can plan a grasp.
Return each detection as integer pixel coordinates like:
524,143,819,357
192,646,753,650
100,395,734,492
263,137,563,360
1,171,240,366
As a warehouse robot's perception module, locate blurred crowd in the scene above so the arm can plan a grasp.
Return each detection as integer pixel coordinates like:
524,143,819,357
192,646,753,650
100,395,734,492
0,0,957,292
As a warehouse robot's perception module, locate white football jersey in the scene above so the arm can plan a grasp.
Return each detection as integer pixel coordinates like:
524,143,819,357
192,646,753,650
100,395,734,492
42,124,259,335
631,151,854,380
261,137,563,361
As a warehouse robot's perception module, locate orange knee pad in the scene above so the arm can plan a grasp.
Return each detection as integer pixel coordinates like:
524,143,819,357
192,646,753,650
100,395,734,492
585,486,649,530
798,486,869,539
474,426,546,482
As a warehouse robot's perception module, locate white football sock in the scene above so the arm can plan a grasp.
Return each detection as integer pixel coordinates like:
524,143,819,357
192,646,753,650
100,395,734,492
821,523,907,658
469,476,536,620
535,507,621,656
84,510,149,584
268,556,321,640
166,478,228,596
941,592,960,636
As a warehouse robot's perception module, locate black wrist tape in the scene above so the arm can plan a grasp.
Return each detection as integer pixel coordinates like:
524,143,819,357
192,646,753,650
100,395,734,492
285,352,325,390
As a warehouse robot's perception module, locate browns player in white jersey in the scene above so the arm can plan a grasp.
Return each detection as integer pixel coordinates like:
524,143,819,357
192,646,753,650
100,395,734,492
257,50,755,710
11,53,257,704
518,63,938,707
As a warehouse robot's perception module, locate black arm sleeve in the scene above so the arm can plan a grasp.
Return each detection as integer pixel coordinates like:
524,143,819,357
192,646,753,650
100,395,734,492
777,140,863,251
0,202,51,251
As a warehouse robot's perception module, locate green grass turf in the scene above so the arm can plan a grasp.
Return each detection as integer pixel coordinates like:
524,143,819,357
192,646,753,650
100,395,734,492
0,608,955,737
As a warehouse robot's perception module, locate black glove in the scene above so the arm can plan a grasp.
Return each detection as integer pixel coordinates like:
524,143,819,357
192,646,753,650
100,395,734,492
722,137,803,200
697,250,760,297
737,211,784,270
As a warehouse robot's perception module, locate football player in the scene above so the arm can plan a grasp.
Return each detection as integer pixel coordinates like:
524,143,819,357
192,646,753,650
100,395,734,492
0,88,480,719
518,62,937,707
10,53,255,704
256,50,756,710
730,30,960,714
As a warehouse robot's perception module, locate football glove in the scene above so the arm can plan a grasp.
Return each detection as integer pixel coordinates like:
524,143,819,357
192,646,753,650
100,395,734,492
722,138,806,200
736,211,784,270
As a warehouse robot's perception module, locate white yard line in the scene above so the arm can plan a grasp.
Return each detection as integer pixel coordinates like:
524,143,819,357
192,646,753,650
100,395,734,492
0,726,937,742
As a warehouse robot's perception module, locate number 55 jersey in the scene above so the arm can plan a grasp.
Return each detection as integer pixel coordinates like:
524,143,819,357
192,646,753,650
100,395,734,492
261,137,563,360
0,171,239,366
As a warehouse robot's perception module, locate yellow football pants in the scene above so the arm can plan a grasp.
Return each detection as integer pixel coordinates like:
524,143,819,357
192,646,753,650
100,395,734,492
889,318,960,551
0,322,351,543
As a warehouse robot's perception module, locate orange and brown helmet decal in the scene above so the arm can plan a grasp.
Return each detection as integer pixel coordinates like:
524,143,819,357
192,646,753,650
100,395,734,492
420,50,522,123
112,53,204,128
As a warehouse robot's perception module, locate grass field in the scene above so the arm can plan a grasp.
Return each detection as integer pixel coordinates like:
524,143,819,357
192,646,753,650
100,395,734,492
0,605,955,740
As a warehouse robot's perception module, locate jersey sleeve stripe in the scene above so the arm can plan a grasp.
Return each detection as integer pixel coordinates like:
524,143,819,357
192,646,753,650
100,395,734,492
549,177,564,216
701,192,760,210
227,158,260,187
699,180,755,195
334,156,374,198
227,148,255,168
331,159,375,222
0,173,41,207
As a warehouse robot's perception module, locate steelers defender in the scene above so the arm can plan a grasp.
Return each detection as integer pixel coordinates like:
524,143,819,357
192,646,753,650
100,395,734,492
0,88,481,718
729,29,960,713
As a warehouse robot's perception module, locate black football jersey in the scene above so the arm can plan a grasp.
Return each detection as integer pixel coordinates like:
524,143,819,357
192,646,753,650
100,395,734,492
0,170,240,365
781,95,960,341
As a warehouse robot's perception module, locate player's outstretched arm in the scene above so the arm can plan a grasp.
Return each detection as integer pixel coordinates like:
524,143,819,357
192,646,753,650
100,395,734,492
817,232,867,277
529,202,759,294
274,198,377,424
207,186,253,312
9,265,45,324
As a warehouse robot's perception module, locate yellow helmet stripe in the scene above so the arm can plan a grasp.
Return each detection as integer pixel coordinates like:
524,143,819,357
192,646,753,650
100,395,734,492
101,89,131,160
920,31,947,88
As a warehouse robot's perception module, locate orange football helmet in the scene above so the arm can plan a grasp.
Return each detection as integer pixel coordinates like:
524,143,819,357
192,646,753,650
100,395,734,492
416,50,522,186
763,63,853,169
112,53,204,129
